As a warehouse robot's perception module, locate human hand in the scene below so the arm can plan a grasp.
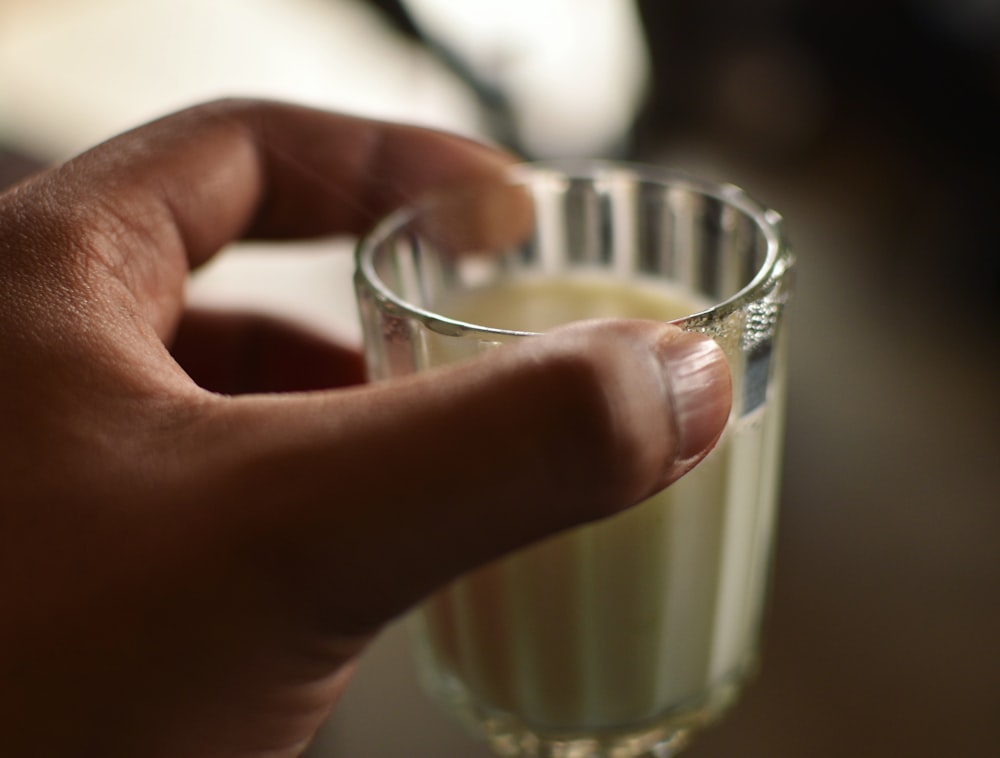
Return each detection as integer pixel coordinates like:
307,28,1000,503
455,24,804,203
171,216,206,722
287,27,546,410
0,100,731,757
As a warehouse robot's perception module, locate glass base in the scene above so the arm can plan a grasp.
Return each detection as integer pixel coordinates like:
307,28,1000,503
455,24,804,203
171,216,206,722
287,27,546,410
423,664,750,758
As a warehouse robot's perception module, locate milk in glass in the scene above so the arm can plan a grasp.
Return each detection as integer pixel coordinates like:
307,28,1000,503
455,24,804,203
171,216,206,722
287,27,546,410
410,273,785,737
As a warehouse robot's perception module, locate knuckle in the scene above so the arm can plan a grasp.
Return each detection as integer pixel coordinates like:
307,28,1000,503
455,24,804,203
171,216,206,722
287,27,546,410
526,345,650,514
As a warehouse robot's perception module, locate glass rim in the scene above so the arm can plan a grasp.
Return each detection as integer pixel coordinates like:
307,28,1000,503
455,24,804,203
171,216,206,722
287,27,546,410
355,159,789,338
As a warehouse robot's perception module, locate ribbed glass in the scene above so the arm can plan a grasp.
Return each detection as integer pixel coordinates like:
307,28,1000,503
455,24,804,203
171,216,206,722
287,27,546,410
355,161,794,758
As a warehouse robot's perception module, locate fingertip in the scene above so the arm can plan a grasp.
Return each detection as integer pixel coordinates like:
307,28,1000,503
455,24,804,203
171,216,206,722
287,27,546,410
532,320,731,505
656,330,732,467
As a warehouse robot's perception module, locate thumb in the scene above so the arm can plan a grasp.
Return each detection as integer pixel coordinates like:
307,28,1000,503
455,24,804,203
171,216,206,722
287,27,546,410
191,319,731,632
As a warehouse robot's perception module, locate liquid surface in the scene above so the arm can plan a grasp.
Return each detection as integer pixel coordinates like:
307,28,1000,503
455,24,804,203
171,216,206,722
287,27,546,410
436,274,702,332
412,275,784,737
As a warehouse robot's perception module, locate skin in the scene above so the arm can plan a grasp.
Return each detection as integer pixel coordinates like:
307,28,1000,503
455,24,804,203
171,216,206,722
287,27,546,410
0,99,731,757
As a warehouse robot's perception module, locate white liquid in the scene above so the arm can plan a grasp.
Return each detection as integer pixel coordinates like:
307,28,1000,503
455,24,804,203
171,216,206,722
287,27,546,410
411,274,786,735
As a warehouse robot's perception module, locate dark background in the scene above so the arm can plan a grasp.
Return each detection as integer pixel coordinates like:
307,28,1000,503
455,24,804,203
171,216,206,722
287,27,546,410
636,4,1000,754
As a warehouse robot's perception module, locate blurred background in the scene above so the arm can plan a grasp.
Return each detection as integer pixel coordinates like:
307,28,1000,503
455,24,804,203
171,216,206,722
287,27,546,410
1,1,997,755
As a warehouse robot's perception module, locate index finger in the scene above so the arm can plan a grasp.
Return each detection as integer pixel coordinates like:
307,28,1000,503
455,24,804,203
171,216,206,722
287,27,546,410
65,98,515,269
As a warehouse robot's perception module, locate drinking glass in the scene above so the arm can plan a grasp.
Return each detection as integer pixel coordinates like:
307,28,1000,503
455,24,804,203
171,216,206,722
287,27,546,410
354,161,794,757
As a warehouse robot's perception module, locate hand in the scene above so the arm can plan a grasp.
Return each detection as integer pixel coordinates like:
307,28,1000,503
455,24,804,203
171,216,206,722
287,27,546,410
0,99,731,757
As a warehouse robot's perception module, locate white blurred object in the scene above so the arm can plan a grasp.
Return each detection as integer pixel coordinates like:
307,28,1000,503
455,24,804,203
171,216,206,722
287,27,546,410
184,239,361,343
401,0,650,157
0,0,484,160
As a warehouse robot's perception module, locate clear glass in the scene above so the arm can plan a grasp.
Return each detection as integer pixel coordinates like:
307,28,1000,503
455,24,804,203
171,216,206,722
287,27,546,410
354,161,794,757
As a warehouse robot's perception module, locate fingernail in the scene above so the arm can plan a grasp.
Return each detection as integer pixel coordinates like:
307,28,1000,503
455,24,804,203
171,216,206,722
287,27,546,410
658,332,732,461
